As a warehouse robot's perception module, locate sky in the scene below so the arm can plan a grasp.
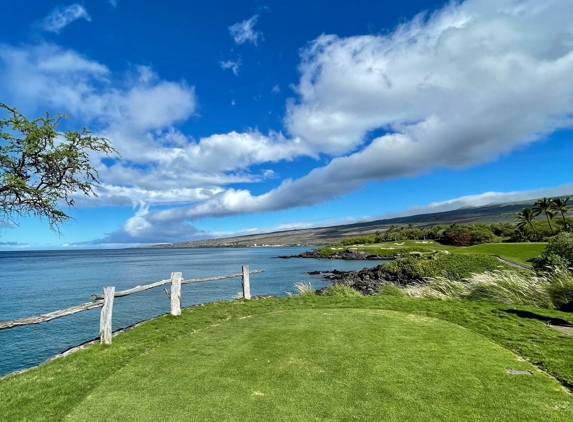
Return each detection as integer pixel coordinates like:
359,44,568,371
0,0,572,250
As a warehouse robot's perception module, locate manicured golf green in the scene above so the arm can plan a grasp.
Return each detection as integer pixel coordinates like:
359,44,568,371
65,309,572,422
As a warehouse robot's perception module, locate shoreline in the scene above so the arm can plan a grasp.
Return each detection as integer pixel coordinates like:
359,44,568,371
277,248,401,260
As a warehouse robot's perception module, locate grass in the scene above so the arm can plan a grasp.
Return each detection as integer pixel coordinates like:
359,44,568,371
320,284,363,297
382,253,513,282
1,295,573,421
334,240,547,267
67,309,571,421
292,281,316,296
450,243,548,266
404,271,554,308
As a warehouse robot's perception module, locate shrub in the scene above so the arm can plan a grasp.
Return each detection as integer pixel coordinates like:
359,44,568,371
468,226,496,244
442,228,473,246
383,254,511,283
382,256,428,282
321,284,363,297
336,235,376,246
532,232,573,274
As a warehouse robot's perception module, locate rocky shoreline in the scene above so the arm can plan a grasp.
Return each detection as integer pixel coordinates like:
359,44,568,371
308,264,423,296
281,248,423,296
277,248,399,260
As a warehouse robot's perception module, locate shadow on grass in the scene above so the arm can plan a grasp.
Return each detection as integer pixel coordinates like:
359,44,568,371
505,309,572,326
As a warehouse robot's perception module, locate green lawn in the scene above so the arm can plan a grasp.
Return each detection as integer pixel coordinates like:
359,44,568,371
344,240,453,252
351,241,547,267
1,296,572,421
449,243,547,266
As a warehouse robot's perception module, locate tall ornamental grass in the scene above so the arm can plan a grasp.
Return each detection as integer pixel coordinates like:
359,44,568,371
464,271,552,308
404,270,573,310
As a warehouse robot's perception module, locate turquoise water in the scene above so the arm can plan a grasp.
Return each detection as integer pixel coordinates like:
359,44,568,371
0,247,386,376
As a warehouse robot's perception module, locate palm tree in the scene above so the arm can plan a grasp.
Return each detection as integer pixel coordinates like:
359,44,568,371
514,226,530,242
551,197,570,229
533,197,555,234
516,207,538,240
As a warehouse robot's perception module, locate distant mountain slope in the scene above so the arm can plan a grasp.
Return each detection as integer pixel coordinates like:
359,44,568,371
148,197,564,248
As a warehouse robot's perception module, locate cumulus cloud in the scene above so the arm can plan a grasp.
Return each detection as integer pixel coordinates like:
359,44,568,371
117,0,573,235
41,4,91,33
4,0,573,246
286,0,573,156
229,15,262,45
271,84,281,93
0,43,310,209
220,58,242,75
88,205,205,244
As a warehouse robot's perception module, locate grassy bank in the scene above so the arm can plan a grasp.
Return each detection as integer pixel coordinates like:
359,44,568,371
1,295,572,421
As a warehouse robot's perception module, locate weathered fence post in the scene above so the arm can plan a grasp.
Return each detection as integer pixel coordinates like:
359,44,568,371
170,272,182,316
242,265,251,300
100,286,115,345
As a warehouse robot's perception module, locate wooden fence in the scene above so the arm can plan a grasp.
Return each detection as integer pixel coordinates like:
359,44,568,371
0,265,264,345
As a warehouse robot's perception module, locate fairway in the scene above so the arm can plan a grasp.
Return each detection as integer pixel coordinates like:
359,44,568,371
353,241,546,266
450,243,547,266
66,309,572,422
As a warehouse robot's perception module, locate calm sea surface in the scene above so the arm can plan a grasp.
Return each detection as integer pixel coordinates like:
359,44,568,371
0,247,387,376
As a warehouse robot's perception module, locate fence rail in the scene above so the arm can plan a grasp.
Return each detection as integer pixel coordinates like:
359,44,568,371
88,269,265,300
0,265,264,346
0,301,104,330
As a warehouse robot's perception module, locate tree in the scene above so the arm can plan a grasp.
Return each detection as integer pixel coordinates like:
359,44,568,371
0,103,117,229
551,197,570,230
513,226,530,242
533,197,555,234
532,232,573,274
516,207,538,240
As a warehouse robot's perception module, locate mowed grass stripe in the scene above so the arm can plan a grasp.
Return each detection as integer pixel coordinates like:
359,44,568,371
66,309,573,422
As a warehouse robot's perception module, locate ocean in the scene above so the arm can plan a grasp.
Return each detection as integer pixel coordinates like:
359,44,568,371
0,247,387,376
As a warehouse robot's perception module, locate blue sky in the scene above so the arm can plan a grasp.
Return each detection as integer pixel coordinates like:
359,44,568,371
0,0,572,249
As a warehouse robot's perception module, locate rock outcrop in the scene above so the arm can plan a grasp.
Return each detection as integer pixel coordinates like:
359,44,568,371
315,264,423,296
278,248,398,260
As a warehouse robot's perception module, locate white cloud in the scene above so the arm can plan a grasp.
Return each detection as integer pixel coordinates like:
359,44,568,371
271,84,281,93
220,58,242,75
41,4,91,33
90,204,205,244
117,0,573,233
4,0,573,246
109,0,118,8
286,0,573,156
0,43,310,209
229,15,262,45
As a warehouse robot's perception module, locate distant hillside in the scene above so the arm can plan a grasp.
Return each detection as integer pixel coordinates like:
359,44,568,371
148,197,564,248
